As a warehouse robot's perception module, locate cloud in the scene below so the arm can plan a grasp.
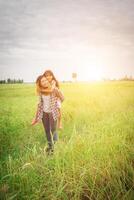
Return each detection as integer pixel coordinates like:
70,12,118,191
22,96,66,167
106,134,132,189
0,0,134,80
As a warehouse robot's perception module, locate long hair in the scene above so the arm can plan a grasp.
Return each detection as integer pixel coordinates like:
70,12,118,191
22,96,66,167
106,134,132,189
36,75,46,95
43,70,59,88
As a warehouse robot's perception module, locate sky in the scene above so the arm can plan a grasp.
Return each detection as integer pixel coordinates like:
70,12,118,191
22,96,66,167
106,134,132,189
0,0,134,82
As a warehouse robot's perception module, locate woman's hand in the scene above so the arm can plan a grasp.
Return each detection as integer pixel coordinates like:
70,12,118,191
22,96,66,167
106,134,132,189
40,83,53,93
31,118,38,126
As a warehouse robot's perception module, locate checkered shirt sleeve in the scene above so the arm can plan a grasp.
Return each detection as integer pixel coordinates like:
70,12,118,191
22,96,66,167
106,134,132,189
35,95,43,122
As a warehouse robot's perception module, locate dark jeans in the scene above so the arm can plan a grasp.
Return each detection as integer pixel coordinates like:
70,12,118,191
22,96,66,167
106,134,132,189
42,112,58,148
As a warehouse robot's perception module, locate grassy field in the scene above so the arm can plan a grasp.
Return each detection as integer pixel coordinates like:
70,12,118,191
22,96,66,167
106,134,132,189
0,81,134,200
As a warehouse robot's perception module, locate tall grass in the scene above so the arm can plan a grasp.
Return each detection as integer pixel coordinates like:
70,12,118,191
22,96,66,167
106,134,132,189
0,81,134,200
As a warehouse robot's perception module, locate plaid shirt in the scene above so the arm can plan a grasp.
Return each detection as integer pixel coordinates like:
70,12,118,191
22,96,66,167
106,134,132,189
35,88,64,122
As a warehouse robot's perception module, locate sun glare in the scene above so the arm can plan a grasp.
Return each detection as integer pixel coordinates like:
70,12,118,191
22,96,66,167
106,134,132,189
87,66,103,81
71,47,105,81
76,58,104,81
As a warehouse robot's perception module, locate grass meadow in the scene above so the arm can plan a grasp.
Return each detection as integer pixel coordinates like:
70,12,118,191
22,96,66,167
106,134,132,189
0,81,134,200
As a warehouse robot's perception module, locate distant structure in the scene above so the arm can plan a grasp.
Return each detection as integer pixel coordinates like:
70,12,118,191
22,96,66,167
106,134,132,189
72,73,77,82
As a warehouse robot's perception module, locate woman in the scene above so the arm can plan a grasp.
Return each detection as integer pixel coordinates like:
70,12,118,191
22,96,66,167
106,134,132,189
31,74,64,154
43,70,62,129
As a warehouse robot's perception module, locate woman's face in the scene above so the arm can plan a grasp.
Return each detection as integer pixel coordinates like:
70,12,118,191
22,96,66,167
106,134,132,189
45,73,53,82
40,77,49,88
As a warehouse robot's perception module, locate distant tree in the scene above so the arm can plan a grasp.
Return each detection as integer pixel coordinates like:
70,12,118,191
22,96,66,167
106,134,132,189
0,78,24,84
6,78,24,84
7,78,11,83
18,79,23,83
129,75,133,80
119,75,134,81
0,80,6,84
124,75,128,80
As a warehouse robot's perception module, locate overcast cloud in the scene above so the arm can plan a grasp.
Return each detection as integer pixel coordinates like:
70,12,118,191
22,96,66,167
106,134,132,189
0,0,134,81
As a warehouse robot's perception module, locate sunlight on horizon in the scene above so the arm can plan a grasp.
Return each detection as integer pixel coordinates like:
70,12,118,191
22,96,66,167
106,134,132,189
68,47,110,81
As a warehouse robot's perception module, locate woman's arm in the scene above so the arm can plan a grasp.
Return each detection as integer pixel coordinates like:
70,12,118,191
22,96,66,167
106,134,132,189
31,95,43,125
39,81,55,94
40,87,53,93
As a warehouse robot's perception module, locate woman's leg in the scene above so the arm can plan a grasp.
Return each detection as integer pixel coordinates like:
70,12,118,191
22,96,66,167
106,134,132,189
42,112,53,148
49,113,58,142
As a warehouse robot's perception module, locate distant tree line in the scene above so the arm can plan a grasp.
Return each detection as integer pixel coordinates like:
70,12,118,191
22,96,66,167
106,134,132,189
0,78,24,84
103,75,134,81
119,75,134,81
